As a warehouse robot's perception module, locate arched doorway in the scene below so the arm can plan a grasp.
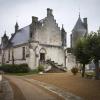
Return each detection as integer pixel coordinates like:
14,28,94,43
39,48,46,62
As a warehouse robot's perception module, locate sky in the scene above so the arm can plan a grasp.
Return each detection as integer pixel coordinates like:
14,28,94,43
0,0,100,46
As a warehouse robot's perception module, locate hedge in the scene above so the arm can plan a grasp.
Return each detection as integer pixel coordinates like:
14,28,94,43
0,64,30,73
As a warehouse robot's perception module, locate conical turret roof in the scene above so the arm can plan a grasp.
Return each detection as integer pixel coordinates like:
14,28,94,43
72,15,86,31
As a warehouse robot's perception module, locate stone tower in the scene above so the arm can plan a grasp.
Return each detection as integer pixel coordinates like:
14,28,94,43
71,14,88,48
1,31,9,48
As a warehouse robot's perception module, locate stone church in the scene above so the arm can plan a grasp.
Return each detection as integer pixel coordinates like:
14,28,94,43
0,8,88,71
0,8,67,70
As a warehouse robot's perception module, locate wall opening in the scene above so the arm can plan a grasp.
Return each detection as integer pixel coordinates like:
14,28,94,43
40,53,45,61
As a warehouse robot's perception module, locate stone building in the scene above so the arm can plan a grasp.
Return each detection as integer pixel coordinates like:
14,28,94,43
70,14,88,48
0,9,89,71
0,8,67,70
66,14,88,70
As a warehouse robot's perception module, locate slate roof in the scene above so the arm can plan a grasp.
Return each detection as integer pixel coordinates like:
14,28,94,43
10,17,47,47
11,25,30,46
72,16,86,31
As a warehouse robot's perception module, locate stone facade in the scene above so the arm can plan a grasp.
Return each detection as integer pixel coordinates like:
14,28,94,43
0,8,67,70
0,9,89,71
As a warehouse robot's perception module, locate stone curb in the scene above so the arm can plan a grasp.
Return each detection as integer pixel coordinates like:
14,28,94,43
23,78,83,100
0,80,14,100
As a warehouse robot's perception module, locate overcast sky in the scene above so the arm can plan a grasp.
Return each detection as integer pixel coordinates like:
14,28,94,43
0,0,100,46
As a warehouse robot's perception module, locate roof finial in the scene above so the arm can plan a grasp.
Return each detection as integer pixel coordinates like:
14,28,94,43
62,24,64,29
79,8,80,18
79,12,80,18
4,30,6,34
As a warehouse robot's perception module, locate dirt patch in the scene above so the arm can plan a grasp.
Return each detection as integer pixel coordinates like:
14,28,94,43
27,73,100,100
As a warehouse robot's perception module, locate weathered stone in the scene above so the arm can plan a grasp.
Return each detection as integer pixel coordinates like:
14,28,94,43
0,80,14,100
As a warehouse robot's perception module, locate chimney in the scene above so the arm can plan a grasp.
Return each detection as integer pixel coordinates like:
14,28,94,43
47,8,53,17
83,18,88,33
83,18,88,29
32,16,38,24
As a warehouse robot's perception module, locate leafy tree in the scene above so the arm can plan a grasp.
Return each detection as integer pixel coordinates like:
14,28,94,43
74,29,100,79
74,37,91,77
86,32,100,79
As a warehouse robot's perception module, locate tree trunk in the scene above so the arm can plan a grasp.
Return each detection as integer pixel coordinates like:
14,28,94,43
82,64,85,77
94,60,99,80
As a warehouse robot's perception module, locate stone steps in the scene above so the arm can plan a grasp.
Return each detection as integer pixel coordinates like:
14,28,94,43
45,60,67,72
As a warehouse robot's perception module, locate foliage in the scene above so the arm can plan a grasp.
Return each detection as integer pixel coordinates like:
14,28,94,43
74,37,91,65
86,32,100,79
38,65,44,72
74,30,100,79
7,69,39,76
31,69,39,73
0,64,30,73
73,37,91,77
71,67,78,75
86,32,100,60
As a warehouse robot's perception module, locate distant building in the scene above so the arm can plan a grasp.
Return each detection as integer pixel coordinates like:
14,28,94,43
70,14,88,48
0,8,67,70
66,14,88,70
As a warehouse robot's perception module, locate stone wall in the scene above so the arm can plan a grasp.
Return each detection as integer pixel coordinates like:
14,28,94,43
34,13,62,46
42,46,65,66
66,53,76,70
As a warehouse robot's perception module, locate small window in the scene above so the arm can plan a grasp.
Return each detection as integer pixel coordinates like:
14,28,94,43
30,32,32,38
8,49,10,61
22,47,25,60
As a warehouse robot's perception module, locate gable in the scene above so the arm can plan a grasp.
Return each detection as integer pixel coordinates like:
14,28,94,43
37,15,62,46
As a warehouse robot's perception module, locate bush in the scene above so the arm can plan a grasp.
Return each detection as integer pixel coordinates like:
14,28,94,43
0,64,30,73
71,67,78,75
31,69,39,74
38,65,44,72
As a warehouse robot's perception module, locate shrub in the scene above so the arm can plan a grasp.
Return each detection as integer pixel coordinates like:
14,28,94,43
0,64,30,73
31,69,39,74
38,65,44,72
71,67,78,75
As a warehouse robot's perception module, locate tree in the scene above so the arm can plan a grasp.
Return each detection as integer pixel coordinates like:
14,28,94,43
74,30,100,79
74,37,91,77
86,32,100,80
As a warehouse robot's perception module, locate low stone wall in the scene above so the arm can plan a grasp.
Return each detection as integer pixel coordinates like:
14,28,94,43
0,80,14,100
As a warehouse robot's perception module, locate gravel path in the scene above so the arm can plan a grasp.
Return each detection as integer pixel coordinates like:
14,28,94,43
6,75,63,100
27,73,100,100
9,81,26,100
